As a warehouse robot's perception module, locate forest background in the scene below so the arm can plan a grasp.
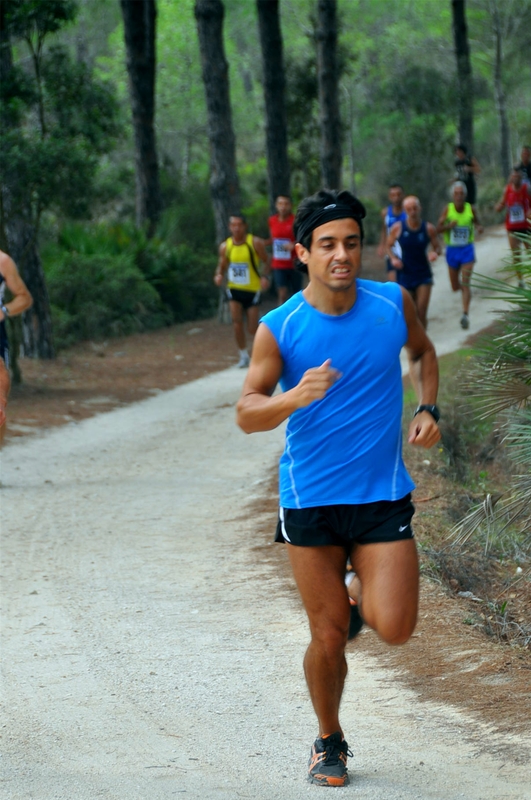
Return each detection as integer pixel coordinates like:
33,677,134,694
1,0,530,358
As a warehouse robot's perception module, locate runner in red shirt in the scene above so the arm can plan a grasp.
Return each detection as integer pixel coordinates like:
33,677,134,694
495,168,531,289
268,195,302,305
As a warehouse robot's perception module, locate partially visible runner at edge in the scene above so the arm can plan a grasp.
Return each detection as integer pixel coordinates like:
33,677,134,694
267,195,302,305
437,181,483,330
0,249,33,442
214,214,270,368
453,143,481,209
237,189,441,787
377,183,406,283
495,167,531,289
515,145,531,190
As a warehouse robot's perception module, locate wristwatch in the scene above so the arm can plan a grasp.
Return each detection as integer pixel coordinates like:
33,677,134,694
414,404,440,423
0,304,9,318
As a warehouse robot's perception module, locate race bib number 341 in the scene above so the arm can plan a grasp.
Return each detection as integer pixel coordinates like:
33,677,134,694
228,262,250,285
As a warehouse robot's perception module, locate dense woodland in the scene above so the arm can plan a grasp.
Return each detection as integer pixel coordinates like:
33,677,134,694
1,0,530,358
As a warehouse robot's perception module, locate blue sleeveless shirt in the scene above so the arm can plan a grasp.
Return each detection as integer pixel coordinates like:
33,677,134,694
261,279,415,508
385,205,406,232
396,221,433,289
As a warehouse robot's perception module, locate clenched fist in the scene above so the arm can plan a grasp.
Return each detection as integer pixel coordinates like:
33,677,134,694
294,359,342,408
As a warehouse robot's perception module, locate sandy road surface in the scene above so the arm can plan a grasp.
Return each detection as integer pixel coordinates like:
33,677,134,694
2,228,531,799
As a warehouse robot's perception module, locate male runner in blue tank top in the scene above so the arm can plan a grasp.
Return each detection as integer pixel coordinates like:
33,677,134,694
237,190,441,787
377,183,406,282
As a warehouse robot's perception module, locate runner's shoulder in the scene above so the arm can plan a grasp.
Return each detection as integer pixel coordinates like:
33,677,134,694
357,277,402,303
260,291,305,335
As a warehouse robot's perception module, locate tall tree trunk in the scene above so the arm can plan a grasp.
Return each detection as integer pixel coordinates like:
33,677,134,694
316,0,342,189
120,0,161,237
0,3,54,363
491,3,511,178
195,0,241,244
256,0,290,212
451,0,474,153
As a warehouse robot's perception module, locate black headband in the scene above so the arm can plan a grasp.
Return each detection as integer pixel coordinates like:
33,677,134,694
295,201,366,245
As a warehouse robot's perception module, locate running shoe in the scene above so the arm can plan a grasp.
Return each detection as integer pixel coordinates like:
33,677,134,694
308,731,352,786
237,353,250,368
460,313,469,329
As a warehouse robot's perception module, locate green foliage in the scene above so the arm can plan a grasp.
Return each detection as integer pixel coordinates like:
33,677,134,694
5,0,77,39
46,251,167,349
0,0,122,229
451,240,531,547
136,240,217,324
156,173,217,251
42,221,218,349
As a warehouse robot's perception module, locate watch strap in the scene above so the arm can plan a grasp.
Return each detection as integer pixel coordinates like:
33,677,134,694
414,404,440,423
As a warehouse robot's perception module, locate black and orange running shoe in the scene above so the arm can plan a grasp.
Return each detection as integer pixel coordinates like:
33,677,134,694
307,731,352,786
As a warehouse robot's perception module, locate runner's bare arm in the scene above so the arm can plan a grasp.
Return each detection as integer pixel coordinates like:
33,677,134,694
214,242,228,287
387,221,403,268
436,205,453,234
0,252,33,319
0,359,9,426
472,206,484,233
253,236,272,286
401,288,441,449
427,223,442,261
236,324,341,433
377,207,388,257
494,191,506,212
469,157,481,175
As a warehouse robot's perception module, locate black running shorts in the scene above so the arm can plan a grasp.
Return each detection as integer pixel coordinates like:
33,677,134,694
226,288,261,309
275,494,415,548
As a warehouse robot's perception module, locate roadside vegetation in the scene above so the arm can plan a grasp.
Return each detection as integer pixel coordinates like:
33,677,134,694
404,242,531,650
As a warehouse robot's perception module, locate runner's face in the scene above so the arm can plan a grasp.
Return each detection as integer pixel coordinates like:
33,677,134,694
229,217,246,242
297,218,362,292
453,186,466,207
275,197,292,218
404,199,421,223
511,170,522,188
389,188,403,207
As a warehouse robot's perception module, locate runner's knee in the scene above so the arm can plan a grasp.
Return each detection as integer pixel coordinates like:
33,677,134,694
373,613,417,646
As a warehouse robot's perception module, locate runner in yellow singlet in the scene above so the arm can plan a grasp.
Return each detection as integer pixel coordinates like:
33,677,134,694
437,182,483,329
214,214,270,368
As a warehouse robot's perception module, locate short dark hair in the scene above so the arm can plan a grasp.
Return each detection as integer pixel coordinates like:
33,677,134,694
389,183,404,191
275,194,292,201
229,213,246,224
456,143,468,154
294,189,365,251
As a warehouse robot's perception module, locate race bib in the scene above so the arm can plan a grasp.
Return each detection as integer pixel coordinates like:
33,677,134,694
450,226,470,246
228,262,250,285
273,238,292,260
509,204,525,224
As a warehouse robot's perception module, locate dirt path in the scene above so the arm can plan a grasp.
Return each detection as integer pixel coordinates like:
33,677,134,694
2,228,531,798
